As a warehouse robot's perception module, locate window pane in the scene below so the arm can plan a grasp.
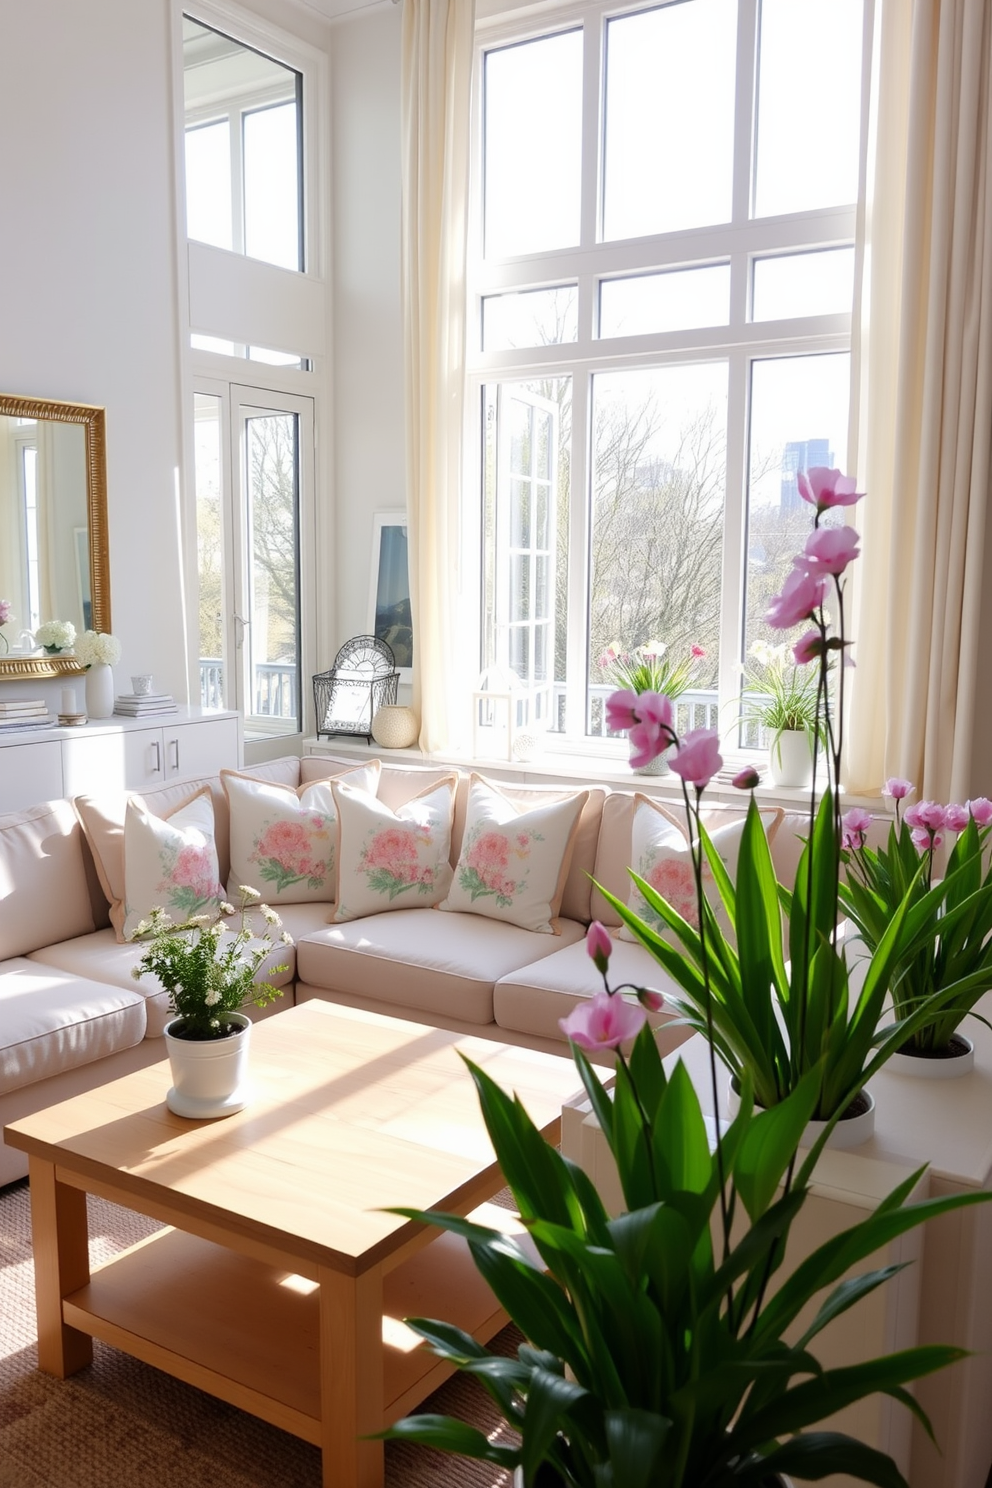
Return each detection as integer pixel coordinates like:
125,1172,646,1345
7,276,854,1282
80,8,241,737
599,265,731,338
483,286,578,351
744,353,850,739
752,248,855,320
244,101,301,270
193,393,226,709
185,120,232,250
484,31,582,257
754,0,863,217
589,364,726,734
244,411,300,724
603,0,737,241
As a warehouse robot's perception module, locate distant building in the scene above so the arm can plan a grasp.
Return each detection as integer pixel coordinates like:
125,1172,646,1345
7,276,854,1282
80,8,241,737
780,438,832,511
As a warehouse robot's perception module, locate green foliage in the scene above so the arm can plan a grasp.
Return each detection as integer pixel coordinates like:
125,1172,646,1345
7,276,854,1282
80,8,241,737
379,1034,987,1487
129,888,287,1039
599,642,701,700
840,815,992,1053
742,641,823,748
600,793,969,1119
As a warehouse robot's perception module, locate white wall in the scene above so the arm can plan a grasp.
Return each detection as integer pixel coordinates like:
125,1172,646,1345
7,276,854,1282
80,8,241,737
0,0,185,698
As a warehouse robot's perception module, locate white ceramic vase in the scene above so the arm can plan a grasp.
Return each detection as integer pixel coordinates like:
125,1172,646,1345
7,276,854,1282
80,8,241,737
85,662,115,719
767,729,813,789
887,1032,975,1078
164,1012,252,1118
370,704,419,749
728,1077,875,1150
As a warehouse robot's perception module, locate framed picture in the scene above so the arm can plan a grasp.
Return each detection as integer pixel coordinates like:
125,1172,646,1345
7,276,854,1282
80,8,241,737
368,513,413,681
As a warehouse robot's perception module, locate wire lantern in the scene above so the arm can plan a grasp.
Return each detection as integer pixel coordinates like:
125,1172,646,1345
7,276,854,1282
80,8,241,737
312,635,399,741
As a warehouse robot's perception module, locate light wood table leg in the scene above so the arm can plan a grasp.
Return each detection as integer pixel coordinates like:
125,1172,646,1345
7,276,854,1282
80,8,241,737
318,1264,384,1488
29,1156,93,1377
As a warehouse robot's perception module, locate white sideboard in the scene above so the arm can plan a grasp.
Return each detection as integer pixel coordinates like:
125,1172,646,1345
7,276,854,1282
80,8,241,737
0,708,242,813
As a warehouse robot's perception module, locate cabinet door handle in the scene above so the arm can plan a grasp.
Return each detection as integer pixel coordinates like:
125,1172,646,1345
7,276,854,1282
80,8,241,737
169,738,180,773
150,741,162,775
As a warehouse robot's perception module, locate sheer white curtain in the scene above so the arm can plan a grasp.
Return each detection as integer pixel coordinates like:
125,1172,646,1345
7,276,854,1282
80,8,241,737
400,0,476,753
848,0,992,800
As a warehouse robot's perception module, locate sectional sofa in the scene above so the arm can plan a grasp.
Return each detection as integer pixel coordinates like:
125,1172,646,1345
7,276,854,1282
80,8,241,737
0,751,818,1185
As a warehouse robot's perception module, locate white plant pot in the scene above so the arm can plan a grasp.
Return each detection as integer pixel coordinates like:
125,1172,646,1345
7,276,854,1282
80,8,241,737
728,1077,875,1150
887,1032,974,1078
164,1012,252,1118
84,662,115,719
767,729,813,789
629,733,671,775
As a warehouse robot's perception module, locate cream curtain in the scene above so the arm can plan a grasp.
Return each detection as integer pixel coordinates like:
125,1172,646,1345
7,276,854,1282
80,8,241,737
400,0,476,753
848,0,992,800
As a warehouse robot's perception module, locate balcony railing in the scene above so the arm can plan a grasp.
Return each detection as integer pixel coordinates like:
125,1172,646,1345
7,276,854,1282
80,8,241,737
198,659,298,719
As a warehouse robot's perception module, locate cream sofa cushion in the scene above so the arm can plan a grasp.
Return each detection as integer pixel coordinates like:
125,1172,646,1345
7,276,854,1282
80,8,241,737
0,958,146,1093
0,799,100,960
331,776,457,920
493,938,682,1047
296,908,586,1025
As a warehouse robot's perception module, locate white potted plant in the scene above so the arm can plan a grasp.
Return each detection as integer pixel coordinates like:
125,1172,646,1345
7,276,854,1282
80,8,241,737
130,887,289,1118
74,628,122,718
597,639,706,775
742,639,822,788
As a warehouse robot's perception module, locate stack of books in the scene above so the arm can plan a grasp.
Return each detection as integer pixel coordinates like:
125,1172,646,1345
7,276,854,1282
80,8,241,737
114,691,178,718
0,698,57,731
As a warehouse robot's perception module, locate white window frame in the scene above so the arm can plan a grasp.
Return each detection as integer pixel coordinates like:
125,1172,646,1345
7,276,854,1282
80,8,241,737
467,0,873,758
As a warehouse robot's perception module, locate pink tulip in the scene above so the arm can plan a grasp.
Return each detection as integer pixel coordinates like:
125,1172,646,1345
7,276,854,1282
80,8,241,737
586,921,613,976
606,688,640,734
797,467,864,510
627,690,676,769
766,564,828,629
911,827,944,854
559,991,647,1050
0,599,11,626
945,804,970,833
793,628,824,666
670,728,723,790
732,765,761,791
905,801,947,832
841,807,872,850
690,643,706,658
637,988,665,1013
969,797,992,827
883,778,914,801
803,525,861,575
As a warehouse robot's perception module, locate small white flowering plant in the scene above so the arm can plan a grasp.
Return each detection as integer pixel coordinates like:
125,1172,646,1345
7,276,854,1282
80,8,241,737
34,618,77,653
74,629,122,667
130,886,290,1041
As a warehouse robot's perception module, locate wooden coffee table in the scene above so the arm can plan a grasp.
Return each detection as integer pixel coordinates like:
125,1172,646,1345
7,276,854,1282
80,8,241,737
5,1000,582,1488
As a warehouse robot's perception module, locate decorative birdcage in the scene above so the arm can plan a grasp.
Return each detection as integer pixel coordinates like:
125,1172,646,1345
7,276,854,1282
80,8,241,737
313,636,399,741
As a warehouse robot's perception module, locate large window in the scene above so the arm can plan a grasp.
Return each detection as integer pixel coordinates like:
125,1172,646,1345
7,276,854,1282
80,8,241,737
470,0,868,751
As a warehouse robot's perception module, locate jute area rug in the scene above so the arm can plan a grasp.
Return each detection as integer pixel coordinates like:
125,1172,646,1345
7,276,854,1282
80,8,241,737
0,1178,520,1488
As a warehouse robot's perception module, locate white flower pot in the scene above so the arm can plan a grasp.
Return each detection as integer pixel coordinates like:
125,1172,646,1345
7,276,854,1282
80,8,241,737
728,1077,875,1150
629,733,671,775
767,729,813,788
887,1032,974,1078
85,662,115,719
164,1012,252,1118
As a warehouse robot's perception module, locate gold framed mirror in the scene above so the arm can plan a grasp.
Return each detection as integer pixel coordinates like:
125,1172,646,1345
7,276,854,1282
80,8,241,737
0,394,110,679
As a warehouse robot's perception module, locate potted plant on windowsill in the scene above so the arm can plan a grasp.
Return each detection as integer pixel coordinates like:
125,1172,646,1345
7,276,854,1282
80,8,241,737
597,639,706,776
378,467,991,1488
742,639,822,789
130,886,289,1118
838,783,992,1075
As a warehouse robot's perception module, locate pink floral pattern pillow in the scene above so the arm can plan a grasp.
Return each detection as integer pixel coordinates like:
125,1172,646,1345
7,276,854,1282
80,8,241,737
122,789,225,940
619,797,781,945
439,776,588,933
331,776,457,920
223,762,381,904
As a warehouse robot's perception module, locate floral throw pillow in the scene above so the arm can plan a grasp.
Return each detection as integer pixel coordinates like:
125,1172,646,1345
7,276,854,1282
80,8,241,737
222,762,381,904
121,788,225,941
330,775,458,921
618,796,782,945
438,775,588,934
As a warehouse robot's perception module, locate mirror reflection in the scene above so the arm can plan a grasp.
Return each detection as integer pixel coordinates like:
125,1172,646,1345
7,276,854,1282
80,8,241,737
0,414,90,650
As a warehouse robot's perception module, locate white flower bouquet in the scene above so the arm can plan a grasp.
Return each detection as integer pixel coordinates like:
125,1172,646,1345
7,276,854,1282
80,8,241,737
74,629,122,667
34,619,76,653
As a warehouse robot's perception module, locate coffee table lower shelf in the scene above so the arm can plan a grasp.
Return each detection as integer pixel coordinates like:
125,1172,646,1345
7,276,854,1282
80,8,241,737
61,1221,512,1444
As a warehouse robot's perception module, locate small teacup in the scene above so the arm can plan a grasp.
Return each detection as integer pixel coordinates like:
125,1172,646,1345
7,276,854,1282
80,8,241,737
131,674,154,696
